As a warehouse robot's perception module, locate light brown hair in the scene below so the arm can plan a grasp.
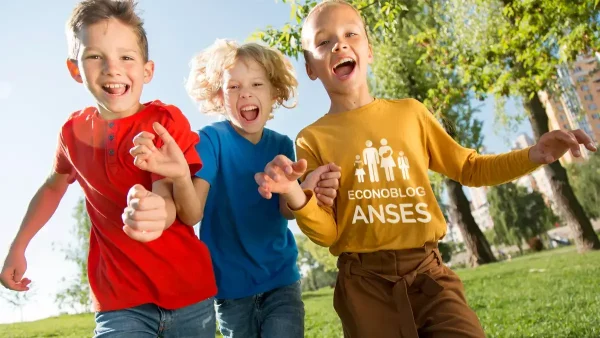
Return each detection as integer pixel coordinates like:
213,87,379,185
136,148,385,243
66,0,149,62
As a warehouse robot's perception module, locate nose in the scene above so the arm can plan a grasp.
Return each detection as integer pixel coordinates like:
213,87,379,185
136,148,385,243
240,90,253,99
332,39,349,53
102,58,121,76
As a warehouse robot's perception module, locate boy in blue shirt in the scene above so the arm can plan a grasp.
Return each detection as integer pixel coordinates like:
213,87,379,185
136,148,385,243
129,39,341,337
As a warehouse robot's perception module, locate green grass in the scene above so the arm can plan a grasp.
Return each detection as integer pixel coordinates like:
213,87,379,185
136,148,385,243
1,246,598,338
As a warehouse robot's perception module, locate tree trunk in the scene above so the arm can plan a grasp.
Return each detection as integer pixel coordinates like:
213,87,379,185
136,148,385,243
445,179,497,267
524,94,600,251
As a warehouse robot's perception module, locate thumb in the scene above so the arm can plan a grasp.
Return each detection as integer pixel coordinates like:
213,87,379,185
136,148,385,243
326,162,342,172
128,184,151,201
153,122,175,146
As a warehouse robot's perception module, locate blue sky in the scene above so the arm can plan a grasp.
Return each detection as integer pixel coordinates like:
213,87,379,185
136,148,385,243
0,0,531,323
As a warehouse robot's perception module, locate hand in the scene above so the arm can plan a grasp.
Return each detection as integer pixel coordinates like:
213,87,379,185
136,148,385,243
122,184,167,243
529,129,597,164
255,155,307,199
0,251,31,291
301,163,341,207
130,122,189,180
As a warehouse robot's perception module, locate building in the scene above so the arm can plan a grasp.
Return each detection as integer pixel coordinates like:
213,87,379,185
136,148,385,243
539,52,600,164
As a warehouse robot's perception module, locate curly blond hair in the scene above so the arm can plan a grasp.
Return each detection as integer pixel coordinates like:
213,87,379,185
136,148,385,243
185,39,298,118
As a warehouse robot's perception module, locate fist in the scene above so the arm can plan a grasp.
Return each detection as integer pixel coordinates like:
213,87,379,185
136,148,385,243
122,184,167,242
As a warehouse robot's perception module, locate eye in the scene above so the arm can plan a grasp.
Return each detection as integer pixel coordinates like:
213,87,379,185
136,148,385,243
122,56,134,61
228,85,239,89
86,55,101,60
317,40,329,47
346,32,357,38
253,83,263,87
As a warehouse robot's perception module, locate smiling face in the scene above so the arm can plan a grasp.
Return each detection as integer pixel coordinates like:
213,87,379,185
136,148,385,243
220,57,275,143
67,18,154,119
302,3,373,96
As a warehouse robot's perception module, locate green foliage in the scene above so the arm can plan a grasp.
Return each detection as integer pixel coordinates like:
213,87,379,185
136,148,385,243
3,248,600,338
295,235,338,291
567,152,600,219
487,183,558,250
438,242,453,263
54,196,92,314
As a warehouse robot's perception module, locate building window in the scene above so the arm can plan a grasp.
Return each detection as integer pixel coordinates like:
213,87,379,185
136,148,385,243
592,113,600,119
577,76,586,83
582,85,590,91
574,66,582,72
557,105,564,111
590,104,598,111
585,94,594,101
560,115,566,121
563,124,569,129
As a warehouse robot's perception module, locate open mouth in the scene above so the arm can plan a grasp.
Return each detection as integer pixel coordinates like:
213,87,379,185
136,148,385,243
333,57,356,77
102,83,130,96
240,105,260,122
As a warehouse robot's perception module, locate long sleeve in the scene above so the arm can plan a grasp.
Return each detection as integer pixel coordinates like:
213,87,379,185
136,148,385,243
421,102,541,187
292,134,339,247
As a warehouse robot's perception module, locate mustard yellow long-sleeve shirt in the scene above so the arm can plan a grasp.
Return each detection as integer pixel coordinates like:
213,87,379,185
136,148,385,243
292,98,540,256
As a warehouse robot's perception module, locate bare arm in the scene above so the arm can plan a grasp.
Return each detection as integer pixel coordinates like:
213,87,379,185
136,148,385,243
151,179,177,230
279,195,295,220
11,171,71,252
175,177,210,226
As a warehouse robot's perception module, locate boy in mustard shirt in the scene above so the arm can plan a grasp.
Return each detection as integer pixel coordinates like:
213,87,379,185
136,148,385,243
254,0,598,337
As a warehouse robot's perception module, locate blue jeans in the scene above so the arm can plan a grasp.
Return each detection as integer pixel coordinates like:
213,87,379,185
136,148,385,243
215,281,304,338
94,298,216,338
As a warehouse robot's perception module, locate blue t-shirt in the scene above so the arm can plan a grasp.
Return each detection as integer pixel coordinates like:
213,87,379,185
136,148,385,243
195,121,300,299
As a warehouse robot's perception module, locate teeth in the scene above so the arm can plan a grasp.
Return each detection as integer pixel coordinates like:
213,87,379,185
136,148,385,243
241,105,258,111
334,58,355,68
103,84,127,89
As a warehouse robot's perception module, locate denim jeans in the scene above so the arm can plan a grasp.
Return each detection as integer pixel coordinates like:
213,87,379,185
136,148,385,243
94,298,216,338
215,280,304,338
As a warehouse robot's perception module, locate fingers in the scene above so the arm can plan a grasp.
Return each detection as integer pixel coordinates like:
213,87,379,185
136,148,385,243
325,162,342,172
255,173,274,199
315,192,335,207
127,184,151,202
132,131,156,147
291,159,308,176
122,225,162,243
122,207,167,230
571,129,597,152
0,268,30,291
153,122,176,146
315,187,337,200
265,155,292,182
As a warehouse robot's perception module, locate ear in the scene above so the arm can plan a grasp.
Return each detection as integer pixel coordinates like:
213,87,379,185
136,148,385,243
367,44,374,65
66,59,83,83
143,60,155,84
305,61,318,81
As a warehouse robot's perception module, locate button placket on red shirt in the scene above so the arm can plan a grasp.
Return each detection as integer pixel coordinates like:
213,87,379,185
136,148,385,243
106,121,119,172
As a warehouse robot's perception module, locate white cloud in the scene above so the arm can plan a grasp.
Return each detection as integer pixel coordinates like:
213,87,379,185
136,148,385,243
0,81,13,100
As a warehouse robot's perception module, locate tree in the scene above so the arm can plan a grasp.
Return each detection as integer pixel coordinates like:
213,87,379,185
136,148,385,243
255,0,496,265
0,287,36,322
295,235,337,291
567,152,600,219
423,0,600,252
54,196,92,313
487,182,558,252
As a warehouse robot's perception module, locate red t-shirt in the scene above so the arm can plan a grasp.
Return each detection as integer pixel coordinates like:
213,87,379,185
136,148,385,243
53,100,217,312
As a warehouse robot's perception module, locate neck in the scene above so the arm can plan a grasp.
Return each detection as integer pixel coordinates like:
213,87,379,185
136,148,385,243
230,121,263,145
327,84,374,115
97,102,144,121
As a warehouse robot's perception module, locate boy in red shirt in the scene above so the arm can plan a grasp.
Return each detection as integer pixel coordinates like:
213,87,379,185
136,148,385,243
0,1,217,336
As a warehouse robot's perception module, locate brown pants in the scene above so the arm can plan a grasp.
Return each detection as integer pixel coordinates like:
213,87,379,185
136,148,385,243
333,243,486,338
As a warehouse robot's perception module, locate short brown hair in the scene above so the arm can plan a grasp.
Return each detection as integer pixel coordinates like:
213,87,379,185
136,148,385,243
301,0,369,59
185,39,298,117
66,0,149,62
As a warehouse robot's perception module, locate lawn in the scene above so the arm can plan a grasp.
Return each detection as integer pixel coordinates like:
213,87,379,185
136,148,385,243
0,246,598,338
